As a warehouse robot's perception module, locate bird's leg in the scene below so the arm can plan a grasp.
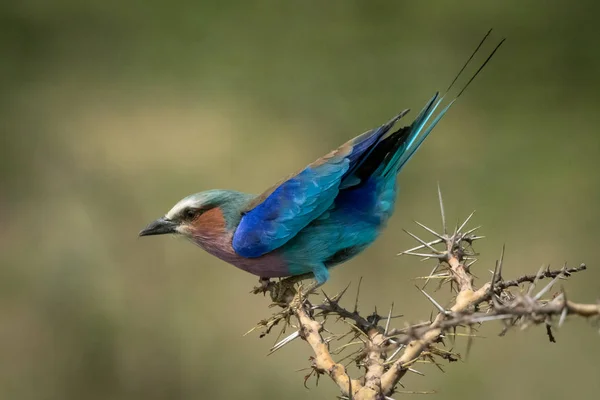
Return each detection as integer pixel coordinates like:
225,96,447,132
250,276,302,300
270,264,328,304
270,273,315,304
288,263,329,300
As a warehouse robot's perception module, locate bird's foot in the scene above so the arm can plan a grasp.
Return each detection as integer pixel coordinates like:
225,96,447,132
248,284,310,337
269,278,299,304
249,277,297,302
250,273,315,304
248,274,320,337
251,277,275,296
268,273,318,304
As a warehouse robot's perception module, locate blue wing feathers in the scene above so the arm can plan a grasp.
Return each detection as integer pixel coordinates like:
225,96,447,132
233,158,350,257
233,94,454,259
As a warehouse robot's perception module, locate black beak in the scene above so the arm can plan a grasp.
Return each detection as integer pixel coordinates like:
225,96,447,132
139,217,178,237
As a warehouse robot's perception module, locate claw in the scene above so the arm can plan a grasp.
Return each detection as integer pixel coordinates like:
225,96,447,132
251,277,274,295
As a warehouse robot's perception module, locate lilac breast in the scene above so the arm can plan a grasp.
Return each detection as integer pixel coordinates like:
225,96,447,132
193,231,290,278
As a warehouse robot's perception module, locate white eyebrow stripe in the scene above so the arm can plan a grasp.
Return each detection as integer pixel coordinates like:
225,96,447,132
166,197,200,220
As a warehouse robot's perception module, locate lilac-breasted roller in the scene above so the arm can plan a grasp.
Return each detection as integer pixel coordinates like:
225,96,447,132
139,33,503,292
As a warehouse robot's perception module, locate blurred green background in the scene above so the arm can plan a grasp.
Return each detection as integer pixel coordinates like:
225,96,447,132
1,1,599,399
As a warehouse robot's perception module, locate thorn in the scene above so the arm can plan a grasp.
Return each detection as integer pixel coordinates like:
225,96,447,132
559,304,568,327
462,225,482,236
428,354,446,372
559,287,568,327
331,341,365,355
470,235,486,241
384,314,404,320
407,367,425,376
403,229,442,253
491,263,498,292
561,262,568,272
331,281,352,303
437,183,447,235
465,325,474,360
273,318,288,347
422,263,441,289
398,238,444,256
401,251,445,259
294,366,313,373
457,210,476,233
533,273,562,301
417,286,448,315
498,244,506,279
339,346,365,367
385,344,404,362
446,331,485,339
413,273,450,281
330,330,353,344
354,277,362,313
243,325,259,337
384,303,394,336
339,319,370,339
491,290,503,309
527,265,547,296
451,219,459,240
268,330,300,355
466,258,478,268
414,220,445,240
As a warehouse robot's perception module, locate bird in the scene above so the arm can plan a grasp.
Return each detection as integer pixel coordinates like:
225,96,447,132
139,32,503,295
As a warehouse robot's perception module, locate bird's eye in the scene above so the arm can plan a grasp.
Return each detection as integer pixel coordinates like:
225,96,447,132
184,208,197,220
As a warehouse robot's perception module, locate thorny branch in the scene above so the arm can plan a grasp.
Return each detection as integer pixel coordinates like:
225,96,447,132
248,189,599,400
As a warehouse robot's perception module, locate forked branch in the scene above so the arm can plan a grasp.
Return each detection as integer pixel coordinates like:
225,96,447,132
249,190,599,400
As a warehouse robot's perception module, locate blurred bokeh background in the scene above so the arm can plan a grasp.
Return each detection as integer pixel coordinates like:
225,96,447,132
1,1,599,399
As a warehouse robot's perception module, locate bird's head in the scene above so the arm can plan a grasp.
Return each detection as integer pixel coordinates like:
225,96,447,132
139,189,249,241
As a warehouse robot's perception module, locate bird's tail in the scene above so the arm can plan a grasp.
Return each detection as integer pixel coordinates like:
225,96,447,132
378,30,505,179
